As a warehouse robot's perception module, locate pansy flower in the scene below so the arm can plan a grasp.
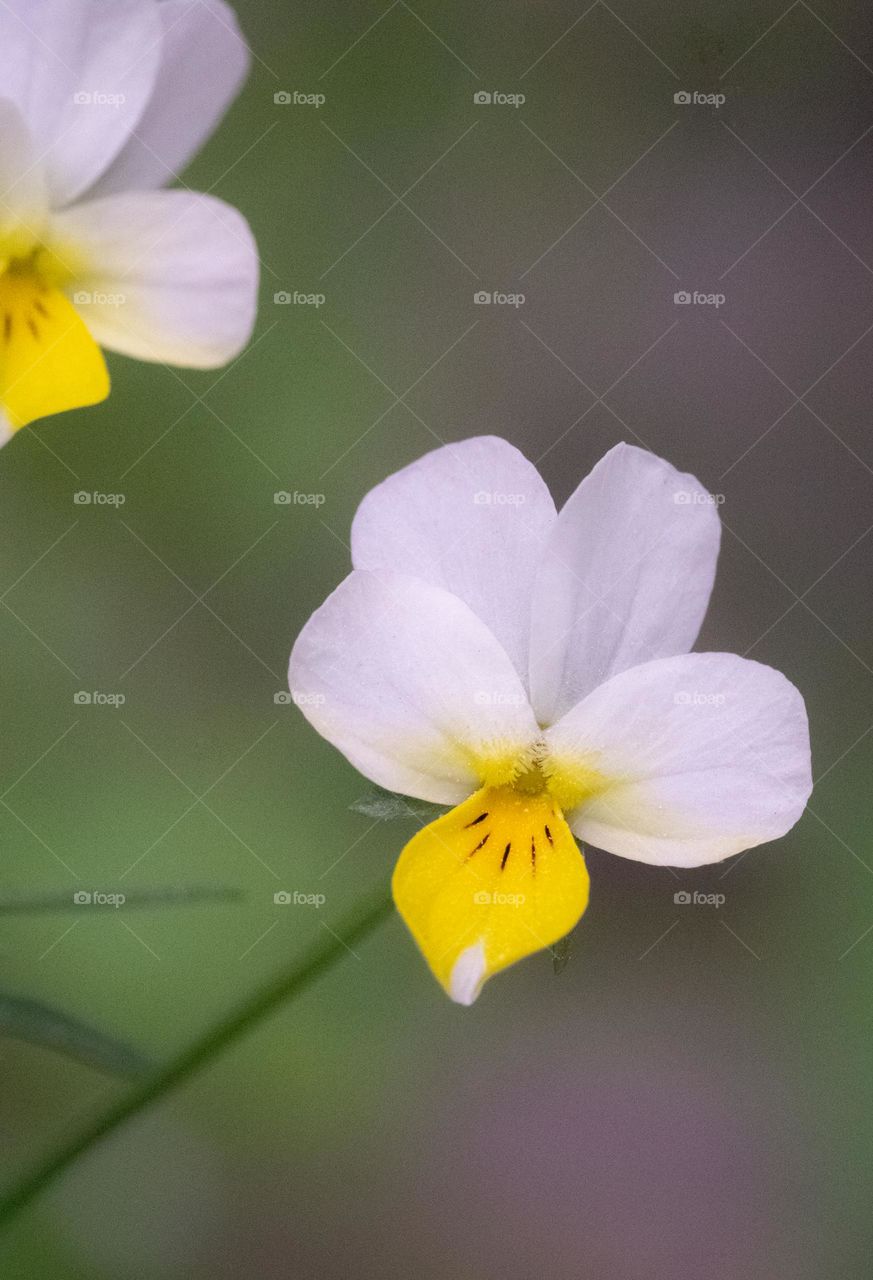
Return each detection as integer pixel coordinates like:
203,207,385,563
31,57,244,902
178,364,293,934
289,438,812,1004
0,0,257,444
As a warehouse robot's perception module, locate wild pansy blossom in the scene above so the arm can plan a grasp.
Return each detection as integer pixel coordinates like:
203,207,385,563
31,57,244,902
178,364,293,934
0,0,257,444
290,438,812,1005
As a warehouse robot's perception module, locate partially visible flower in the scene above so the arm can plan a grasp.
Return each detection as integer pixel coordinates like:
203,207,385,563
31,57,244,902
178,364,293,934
0,0,258,444
289,438,812,1005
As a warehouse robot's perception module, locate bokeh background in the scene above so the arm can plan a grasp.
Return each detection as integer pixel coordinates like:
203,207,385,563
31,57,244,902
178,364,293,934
1,0,873,1275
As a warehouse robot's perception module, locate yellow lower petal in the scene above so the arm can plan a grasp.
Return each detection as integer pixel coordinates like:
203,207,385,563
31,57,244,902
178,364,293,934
0,269,109,430
392,785,590,1004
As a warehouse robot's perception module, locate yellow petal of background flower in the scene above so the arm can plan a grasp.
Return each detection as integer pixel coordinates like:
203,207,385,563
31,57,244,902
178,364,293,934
0,273,109,430
392,785,590,1004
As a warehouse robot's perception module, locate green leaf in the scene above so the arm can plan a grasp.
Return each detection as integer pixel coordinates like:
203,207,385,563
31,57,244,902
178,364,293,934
0,885,242,914
552,932,574,975
350,785,448,824
0,993,152,1078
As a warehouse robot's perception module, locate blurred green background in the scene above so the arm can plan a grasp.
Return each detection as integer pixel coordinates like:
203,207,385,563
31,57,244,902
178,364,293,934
2,0,873,1275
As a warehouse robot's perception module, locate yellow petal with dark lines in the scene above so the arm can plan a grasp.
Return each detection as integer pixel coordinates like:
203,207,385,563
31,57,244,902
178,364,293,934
392,785,590,1004
0,270,108,430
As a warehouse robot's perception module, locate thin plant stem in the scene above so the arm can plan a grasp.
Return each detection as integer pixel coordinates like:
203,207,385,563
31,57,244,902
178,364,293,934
0,890,393,1228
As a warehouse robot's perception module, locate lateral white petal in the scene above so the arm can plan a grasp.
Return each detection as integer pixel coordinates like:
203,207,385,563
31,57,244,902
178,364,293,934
52,190,258,367
88,0,250,196
351,437,556,684
529,443,721,725
288,570,539,806
0,0,163,205
546,652,812,867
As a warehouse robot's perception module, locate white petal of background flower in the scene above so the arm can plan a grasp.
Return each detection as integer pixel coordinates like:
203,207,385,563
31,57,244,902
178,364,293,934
529,442,722,725
87,0,250,197
547,651,812,867
288,569,540,806
351,435,557,685
52,190,258,367
0,0,163,204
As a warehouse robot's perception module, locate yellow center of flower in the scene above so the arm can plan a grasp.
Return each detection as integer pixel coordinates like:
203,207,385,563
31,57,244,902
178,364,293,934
392,750,608,1004
0,242,108,432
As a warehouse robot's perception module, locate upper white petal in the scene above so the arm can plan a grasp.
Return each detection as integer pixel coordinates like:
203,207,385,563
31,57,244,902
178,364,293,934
546,652,812,867
0,0,163,205
52,190,258,367
288,570,540,806
351,436,556,685
529,443,721,725
87,0,250,196
0,99,48,241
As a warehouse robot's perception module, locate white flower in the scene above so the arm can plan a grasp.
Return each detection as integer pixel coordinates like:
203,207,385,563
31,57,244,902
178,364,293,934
0,0,258,443
289,438,812,1005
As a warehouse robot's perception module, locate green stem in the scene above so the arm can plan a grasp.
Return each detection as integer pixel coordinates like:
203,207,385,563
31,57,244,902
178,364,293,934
0,890,393,1228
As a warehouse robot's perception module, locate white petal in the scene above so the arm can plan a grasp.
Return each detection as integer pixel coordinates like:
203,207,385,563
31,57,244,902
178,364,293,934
288,570,540,806
0,0,163,205
51,190,257,367
0,100,48,242
449,942,487,1006
87,0,250,196
529,443,721,725
546,652,811,867
351,437,556,684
